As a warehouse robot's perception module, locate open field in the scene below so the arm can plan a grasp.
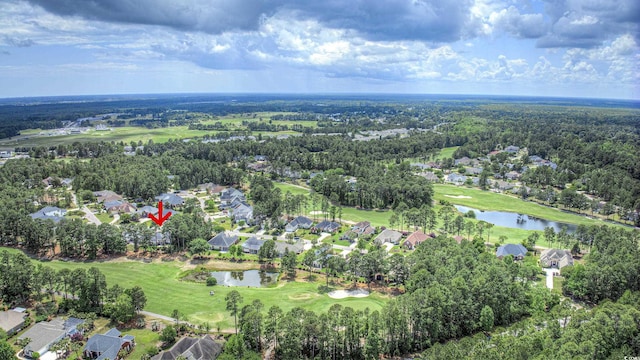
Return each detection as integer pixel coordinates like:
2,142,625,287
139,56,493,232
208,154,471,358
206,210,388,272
2,248,387,330
433,183,605,227
273,182,312,197
433,146,459,160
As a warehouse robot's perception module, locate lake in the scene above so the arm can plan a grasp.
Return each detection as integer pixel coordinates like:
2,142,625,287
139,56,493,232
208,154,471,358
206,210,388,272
454,205,577,233
210,270,279,287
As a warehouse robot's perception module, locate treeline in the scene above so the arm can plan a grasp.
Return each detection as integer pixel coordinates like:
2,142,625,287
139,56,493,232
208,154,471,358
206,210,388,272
0,250,146,323
228,237,558,359
563,225,640,303
421,291,640,360
451,108,640,213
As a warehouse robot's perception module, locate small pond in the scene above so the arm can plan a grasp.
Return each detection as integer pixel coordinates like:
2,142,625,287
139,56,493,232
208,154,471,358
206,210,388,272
454,205,577,233
210,270,279,287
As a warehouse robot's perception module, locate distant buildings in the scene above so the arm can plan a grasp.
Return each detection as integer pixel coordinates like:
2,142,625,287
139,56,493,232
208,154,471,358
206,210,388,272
30,206,67,223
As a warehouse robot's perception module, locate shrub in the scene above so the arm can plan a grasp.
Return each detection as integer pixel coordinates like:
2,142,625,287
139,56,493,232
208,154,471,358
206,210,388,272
206,277,217,286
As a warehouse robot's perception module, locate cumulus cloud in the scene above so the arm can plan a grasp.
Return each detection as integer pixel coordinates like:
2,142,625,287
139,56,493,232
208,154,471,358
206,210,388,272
488,6,547,38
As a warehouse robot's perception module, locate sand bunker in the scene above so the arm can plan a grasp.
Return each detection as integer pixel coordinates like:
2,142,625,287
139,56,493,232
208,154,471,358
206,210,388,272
444,195,472,199
327,289,370,299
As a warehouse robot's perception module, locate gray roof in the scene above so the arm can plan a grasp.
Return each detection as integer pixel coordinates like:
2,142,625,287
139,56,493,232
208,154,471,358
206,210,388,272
30,206,67,223
208,232,238,248
286,216,313,231
375,229,403,244
496,244,528,258
19,317,83,355
314,221,341,232
151,335,222,360
84,328,134,360
275,240,304,255
155,193,184,206
540,249,574,268
242,237,265,252
0,310,26,334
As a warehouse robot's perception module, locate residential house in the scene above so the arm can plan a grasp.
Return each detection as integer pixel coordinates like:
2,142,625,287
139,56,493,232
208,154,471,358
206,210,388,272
197,183,225,195
30,206,67,223
540,249,574,269
155,193,184,208
0,308,27,335
84,328,135,360
151,335,222,360
493,180,514,191
242,237,265,254
496,244,528,260
208,232,239,251
313,220,341,233
93,190,123,203
220,188,245,206
466,167,483,175
0,150,12,158
275,240,304,256
454,157,472,166
504,145,520,154
19,317,84,358
374,229,403,245
403,231,429,250
285,216,313,232
137,205,159,217
421,171,439,182
229,202,253,224
446,173,467,185
150,232,171,246
505,171,521,180
351,221,375,236
105,201,137,214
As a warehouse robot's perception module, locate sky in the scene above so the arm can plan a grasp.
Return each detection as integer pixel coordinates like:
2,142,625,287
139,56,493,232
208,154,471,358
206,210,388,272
0,0,638,99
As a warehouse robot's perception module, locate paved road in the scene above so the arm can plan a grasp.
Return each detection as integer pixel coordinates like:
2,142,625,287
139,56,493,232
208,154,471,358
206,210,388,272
82,206,101,225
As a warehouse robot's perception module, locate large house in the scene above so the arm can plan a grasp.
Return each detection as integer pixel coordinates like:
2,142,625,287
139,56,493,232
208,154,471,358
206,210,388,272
30,206,67,223
220,188,245,206
0,308,27,335
446,173,467,185
19,317,84,358
229,202,253,224
208,232,239,251
151,335,222,360
275,240,304,256
403,231,429,250
496,244,528,260
313,220,341,233
84,328,135,360
285,216,313,232
374,229,403,245
93,190,123,204
155,193,185,208
540,249,574,269
242,237,265,254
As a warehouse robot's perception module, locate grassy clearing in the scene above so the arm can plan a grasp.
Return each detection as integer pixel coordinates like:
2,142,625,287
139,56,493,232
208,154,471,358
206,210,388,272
434,146,459,160
5,249,387,330
273,182,311,197
433,184,603,227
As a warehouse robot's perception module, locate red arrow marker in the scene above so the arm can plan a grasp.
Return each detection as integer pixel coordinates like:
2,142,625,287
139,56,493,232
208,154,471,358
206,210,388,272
149,200,172,226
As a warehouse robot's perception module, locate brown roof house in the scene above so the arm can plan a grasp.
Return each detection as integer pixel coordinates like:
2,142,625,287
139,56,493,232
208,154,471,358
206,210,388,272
540,249,574,269
403,231,429,250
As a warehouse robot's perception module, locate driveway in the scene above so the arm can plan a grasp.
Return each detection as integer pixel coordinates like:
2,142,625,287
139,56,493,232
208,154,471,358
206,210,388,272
542,268,555,289
82,206,101,225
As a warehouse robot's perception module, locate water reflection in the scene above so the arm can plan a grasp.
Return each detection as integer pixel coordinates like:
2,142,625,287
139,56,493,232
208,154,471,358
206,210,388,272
454,205,577,233
211,270,278,287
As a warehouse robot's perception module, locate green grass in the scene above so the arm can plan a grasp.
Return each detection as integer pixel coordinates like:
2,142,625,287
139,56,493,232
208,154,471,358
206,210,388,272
273,182,311,197
3,248,388,331
434,146,459,160
433,184,605,227
124,328,161,359
94,212,113,224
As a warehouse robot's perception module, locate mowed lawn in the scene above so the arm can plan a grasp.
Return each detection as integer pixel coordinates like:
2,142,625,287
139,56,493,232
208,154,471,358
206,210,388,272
4,248,388,330
433,183,603,227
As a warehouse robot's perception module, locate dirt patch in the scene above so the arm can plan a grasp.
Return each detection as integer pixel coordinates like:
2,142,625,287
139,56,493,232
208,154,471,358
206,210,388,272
444,195,472,199
327,289,370,299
